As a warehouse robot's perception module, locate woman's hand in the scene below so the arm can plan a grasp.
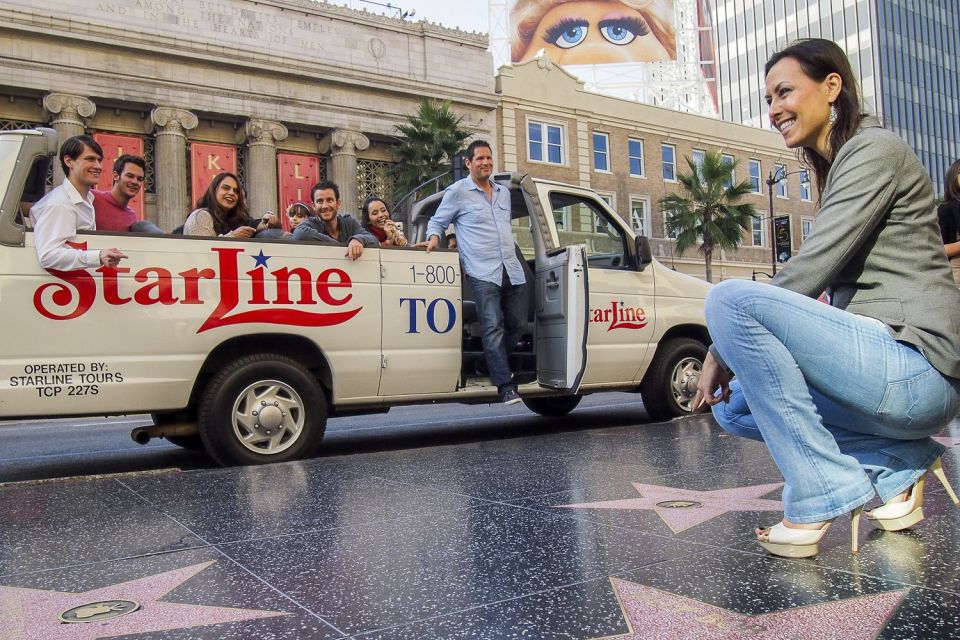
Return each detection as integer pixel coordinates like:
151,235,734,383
692,351,731,411
231,226,256,238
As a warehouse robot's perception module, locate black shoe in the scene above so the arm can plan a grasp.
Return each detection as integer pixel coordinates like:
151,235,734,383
501,389,522,405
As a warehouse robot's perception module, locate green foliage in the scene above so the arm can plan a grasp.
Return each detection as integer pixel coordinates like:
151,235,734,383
659,150,758,282
391,99,472,202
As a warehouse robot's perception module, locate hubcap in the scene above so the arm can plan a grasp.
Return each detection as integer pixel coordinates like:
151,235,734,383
671,356,703,412
231,379,305,455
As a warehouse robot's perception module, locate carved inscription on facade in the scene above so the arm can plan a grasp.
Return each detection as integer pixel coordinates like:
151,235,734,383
92,0,343,51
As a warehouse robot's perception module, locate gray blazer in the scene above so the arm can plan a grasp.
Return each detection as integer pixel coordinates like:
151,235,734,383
774,116,960,379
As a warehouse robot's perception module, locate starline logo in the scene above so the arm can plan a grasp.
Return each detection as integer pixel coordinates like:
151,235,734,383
591,300,648,331
32,246,362,333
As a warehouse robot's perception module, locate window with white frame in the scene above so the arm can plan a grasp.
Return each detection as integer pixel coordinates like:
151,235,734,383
722,153,735,188
775,163,788,198
593,132,610,172
528,120,564,165
801,217,814,241
692,149,705,172
628,138,644,177
799,169,812,201
662,207,679,239
662,144,676,181
630,196,651,236
752,215,765,246
749,159,762,193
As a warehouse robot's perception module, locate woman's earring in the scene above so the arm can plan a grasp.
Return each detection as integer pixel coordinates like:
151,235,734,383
828,104,838,124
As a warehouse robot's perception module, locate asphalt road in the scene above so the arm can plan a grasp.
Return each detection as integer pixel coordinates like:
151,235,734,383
0,393,661,484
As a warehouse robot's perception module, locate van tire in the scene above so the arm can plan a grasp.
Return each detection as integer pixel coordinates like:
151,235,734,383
198,353,327,466
639,337,707,421
522,394,582,417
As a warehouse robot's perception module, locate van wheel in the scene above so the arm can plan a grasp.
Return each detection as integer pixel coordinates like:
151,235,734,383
639,338,707,421
522,394,582,417
198,354,327,466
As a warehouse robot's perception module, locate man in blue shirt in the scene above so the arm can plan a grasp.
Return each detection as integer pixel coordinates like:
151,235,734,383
425,140,527,405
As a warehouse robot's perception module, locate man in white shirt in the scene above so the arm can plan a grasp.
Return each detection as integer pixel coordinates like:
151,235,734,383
31,135,126,270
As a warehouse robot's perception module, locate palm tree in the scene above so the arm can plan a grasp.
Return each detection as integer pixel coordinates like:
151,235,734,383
660,150,758,283
391,99,472,202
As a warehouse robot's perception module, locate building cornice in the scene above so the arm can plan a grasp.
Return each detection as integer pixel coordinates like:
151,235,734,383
268,0,488,43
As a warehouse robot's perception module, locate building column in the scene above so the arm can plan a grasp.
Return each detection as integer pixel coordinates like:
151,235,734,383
42,93,96,185
320,129,369,218
150,107,198,232
240,119,288,217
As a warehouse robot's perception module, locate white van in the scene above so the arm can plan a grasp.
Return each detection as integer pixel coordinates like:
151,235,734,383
0,128,710,465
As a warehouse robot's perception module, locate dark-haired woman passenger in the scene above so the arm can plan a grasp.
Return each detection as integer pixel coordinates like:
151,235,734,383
937,159,960,286
694,39,960,558
183,172,256,238
361,196,407,247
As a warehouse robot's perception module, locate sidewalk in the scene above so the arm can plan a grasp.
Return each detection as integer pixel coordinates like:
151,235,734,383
1,413,958,639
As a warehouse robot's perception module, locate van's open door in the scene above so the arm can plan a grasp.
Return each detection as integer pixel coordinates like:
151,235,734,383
535,245,588,392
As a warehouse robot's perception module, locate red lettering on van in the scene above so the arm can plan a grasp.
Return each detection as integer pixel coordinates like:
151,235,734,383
31,247,363,333
590,300,648,331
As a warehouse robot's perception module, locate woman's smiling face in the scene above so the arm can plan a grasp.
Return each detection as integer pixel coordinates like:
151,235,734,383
366,200,390,228
215,177,240,211
519,1,672,64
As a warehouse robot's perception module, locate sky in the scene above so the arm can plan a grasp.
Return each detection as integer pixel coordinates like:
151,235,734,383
327,0,488,34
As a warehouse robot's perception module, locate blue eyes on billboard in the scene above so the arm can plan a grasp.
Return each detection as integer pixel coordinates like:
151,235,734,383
546,20,588,48
544,17,652,49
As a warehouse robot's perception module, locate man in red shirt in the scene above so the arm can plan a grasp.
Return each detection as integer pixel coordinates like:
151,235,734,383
92,154,162,233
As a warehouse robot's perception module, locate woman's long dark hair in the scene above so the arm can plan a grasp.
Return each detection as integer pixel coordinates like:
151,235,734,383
765,39,866,197
945,159,960,203
194,172,251,235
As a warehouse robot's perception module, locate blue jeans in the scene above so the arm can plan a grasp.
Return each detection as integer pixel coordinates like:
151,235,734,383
468,273,527,394
707,280,960,523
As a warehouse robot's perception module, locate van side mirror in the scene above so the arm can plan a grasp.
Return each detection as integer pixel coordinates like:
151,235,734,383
635,236,653,271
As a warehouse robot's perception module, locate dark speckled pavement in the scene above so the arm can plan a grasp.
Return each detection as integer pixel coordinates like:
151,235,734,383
2,409,959,639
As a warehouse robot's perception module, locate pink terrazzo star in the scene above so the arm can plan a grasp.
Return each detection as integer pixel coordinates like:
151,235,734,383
0,560,289,640
557,482,784,533
934,436,960,447
594,578,909,640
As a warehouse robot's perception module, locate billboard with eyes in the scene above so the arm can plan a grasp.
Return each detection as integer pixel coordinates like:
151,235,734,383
495,0,718,116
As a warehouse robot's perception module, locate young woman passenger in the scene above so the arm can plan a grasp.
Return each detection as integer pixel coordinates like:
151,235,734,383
361,196,407,247
510,0,677,64
694,39,960,558
183,172,256,238
937,159,960,285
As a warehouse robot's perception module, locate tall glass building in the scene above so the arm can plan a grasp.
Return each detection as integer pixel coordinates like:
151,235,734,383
710,0,959,197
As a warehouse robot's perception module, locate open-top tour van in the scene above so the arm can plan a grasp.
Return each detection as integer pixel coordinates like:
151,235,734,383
0,128,710,465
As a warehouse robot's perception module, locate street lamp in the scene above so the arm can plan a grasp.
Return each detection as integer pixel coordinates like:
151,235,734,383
764,165,805,276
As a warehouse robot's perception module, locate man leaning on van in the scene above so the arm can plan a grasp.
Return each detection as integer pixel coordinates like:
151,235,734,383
31,134,127,270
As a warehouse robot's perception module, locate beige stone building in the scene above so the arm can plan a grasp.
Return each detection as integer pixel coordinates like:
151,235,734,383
496,56,818,282
0,0,497,230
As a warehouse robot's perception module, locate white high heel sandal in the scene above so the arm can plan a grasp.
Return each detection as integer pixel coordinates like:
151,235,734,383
757,507,864,558
865,458,960,531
